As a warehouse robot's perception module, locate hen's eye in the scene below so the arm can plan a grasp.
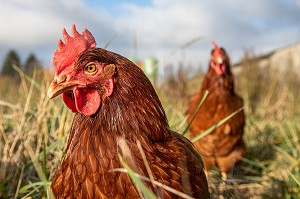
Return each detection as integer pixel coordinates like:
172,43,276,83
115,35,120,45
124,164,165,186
85,63,97,74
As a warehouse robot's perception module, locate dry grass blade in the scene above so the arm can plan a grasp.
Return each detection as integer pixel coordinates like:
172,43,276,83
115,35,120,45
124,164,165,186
273,146,298,166
0,100,22,111
288,171,300,187
118,155,156,199
113,168,195,199
9,70,36,162
12,64,42,91
240,157,266,170
13,164,25,199
103,33,116,49
136,140,159,195
23,141,48,183
182,90,209,136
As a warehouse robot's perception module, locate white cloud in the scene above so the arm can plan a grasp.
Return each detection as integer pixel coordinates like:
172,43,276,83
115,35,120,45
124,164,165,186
0,0,115,46
0,0,114,65
0,0,299,70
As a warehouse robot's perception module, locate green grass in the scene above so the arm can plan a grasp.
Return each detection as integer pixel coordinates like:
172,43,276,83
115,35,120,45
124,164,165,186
0,54,299,198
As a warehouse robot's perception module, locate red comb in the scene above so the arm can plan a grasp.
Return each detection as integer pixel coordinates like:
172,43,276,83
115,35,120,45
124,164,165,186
211,40,219,49
211,40,224,56
52,24,96,74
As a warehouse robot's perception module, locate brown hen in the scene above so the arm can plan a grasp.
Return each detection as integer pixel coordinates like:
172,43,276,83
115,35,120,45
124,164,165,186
48,25,209,199
186,41,246,179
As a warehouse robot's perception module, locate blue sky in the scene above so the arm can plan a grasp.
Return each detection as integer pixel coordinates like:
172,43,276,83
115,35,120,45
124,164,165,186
87,0,152,12
0,0,299,72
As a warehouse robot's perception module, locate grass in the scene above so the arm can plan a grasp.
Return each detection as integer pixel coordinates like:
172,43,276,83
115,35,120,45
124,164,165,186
0,53,299,198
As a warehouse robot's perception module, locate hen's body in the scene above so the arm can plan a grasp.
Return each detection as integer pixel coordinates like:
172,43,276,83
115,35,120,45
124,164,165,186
51,48,209,198
186,44,246,175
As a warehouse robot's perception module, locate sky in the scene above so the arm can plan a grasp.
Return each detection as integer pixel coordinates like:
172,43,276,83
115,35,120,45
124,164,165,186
0,0,300,73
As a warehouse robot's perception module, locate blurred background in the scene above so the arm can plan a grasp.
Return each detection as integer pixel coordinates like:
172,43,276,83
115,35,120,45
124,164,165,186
0,0,300,73
0,0,300,198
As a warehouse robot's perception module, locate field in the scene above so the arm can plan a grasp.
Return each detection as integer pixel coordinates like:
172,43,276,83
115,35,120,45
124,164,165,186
0,54,299,198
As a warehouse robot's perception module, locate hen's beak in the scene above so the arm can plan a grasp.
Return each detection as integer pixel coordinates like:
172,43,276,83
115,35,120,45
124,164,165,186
215,56,224,65
47,74,77,99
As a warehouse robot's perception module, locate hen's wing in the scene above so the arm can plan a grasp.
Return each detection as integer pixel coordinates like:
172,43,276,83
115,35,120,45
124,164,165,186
52,119,210,199
147,131,210,198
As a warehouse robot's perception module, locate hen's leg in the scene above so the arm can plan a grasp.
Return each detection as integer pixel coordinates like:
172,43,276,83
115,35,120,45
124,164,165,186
216,140,246,177
221,172,227,181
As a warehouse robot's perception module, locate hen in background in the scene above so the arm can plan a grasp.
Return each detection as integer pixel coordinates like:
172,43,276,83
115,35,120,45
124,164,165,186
186,41,246,180
47,25,209,199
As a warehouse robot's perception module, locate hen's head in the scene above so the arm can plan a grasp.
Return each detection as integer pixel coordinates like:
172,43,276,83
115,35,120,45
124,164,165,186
48,25,115,116
209,40,230,76
48,25,169,140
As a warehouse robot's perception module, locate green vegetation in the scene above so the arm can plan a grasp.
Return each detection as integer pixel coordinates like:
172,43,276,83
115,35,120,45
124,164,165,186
1,50,42,78
1,50,21,77
0,53,299,198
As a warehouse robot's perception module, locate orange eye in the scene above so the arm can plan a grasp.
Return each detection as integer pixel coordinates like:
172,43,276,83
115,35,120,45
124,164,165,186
85,63,97,74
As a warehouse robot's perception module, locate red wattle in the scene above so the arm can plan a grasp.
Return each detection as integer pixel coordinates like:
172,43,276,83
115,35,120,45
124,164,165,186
211,62,223,76
62,93,77,112
74,88,101,116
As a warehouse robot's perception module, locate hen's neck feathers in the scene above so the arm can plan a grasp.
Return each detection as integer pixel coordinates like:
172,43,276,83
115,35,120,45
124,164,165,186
201,66,234,93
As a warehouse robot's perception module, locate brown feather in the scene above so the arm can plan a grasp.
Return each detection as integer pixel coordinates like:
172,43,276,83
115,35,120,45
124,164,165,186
51,48,209,198
187,50,246,174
